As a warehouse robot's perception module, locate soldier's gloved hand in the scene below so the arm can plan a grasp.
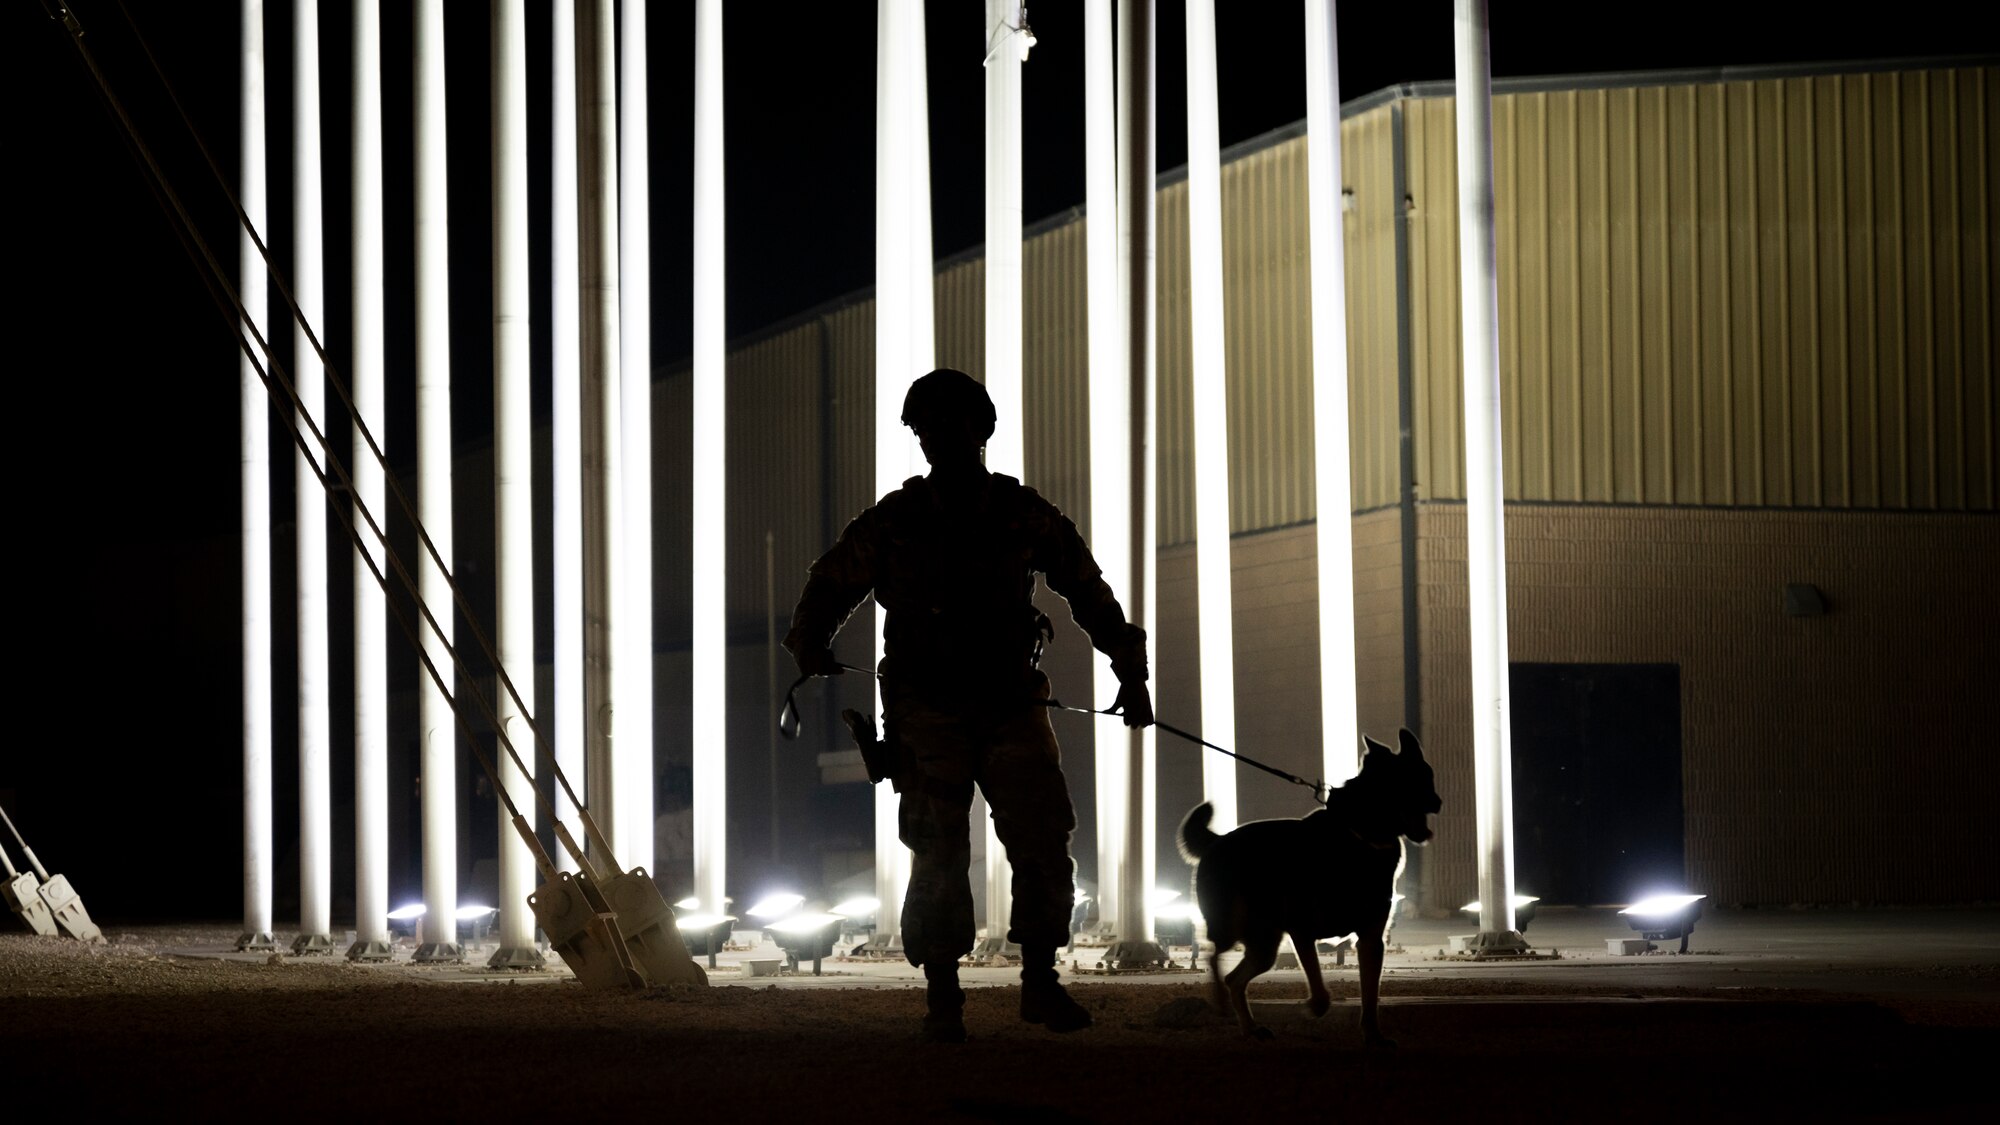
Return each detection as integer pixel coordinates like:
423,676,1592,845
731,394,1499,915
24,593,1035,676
1111,680,1154,728
795,646,843,678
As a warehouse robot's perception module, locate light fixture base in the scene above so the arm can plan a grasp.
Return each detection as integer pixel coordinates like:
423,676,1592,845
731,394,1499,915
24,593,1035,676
1438,930,1559,960
236,931,277,952
968,935,1021,964
1101,938,1172,971
413,941,466,964
486,944,548,970
290,932,338,956
345,939,394,962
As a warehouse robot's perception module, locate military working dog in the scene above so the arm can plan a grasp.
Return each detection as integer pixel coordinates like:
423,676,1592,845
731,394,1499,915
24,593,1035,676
1178,729,1440,1045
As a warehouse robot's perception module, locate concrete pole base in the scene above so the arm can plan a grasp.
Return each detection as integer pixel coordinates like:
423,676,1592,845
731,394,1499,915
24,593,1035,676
486,944,548,970
236,931,277,952
969,935,1021,963
290,933,339,956
412,942,466,964
1444,930,1557,960
1101,939,1171,971
345,939,395,962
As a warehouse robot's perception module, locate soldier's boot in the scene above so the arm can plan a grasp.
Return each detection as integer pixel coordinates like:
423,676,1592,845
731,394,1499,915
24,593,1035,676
1018,945,1092,1032
921,962,968,1044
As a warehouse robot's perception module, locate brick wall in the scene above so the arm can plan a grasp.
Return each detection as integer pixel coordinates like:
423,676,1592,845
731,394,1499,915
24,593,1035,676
1417,504,2000,907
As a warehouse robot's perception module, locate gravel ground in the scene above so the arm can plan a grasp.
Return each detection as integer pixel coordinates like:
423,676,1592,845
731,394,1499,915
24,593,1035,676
4,928,1995,1123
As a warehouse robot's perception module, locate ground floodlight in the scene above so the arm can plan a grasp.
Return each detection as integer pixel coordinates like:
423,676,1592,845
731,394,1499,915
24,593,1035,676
675,897,701,911
746,893,804,920
386,903,426,937
675,912,738,968
1153,898,1201,947
1620,893,1707,953
831,896,880,919
1073,888,1090,905
454,905,499,944
766,912,844,976
1462,894,1540,932
1148,887,1183,909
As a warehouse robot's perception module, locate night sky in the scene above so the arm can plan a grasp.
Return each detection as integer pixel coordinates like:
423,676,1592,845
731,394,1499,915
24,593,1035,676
6,1,1978,921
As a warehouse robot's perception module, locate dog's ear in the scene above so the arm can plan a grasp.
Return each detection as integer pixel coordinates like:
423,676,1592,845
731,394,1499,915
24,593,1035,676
1399,728,1424,761
1361,734,1391,762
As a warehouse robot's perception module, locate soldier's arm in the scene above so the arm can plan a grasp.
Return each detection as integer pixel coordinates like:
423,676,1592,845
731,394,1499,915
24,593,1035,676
1031,498,1149,686
783,509,882,674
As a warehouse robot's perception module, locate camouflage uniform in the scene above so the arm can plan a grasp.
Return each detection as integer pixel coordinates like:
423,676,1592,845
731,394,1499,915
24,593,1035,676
785,470,1148,968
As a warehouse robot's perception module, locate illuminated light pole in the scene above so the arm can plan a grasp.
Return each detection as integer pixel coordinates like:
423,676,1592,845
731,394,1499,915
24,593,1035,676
237,0,275,954
290,0,335,959
412,0,462,963
979,0,1030,952
691,0,728,916
489,0,543,969
873,0,933,949
577,0,625,871
1306,0,1361,789
346,0,391,962
1083,0,1125,940
619,0,656,875
550,0,586,872
1184,0,1237,834
1454,0,1527,953
1106,0,1164,968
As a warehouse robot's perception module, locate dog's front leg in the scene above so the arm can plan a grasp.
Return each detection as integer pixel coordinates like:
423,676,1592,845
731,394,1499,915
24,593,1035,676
1357,932,1393,1048
1293,934,1331,1018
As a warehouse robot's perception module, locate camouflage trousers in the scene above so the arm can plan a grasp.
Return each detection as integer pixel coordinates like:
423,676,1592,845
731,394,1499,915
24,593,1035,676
891,675,1078,968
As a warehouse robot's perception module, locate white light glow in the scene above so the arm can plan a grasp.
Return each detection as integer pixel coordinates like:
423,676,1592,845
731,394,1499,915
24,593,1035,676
1073,888,1090,905
387,904,428,921
746,893,804,920
675,912,732,930
1305,0,1362,790
767,913,844,936
454,905,498,921
1155,901,1201,922
675,897,701,911
832,896,881,918
1462,895,1538,913
1185,0,1238,834
1621,894,1706,918
1148,887,1182,908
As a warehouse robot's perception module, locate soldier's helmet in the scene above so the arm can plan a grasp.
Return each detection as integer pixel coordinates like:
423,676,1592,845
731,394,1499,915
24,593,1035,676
901,368,996,442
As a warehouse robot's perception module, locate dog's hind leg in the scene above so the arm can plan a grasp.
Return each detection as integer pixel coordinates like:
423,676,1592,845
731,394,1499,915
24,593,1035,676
1223,935,1280,1039
1294,933,1331,1018
1357,932,1393,1048
1206,945,1229,1013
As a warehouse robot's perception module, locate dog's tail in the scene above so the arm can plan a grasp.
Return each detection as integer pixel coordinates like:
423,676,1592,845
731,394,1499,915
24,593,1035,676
1177,802,1220,863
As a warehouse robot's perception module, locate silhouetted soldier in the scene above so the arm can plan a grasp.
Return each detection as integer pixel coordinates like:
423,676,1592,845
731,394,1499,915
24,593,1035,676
785,368,1153,1043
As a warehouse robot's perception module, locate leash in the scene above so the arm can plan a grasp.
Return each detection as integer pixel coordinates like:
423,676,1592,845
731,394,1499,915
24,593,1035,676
777,665,1327,805
1039,698,1328,805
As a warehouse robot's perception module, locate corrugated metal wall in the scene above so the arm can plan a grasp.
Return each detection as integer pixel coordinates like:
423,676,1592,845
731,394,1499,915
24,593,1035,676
683,60,1994,637
1409,65,1996,509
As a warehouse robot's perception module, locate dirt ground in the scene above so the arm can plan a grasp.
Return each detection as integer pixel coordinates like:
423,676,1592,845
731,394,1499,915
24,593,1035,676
4,926,1996,1123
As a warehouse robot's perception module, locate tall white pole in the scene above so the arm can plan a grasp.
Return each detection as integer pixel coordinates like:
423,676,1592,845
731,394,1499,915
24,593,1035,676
291,0,334,957
551,0,587,873
691,0,728,915
347,0,390,962
237,0,275,953
490,0,543,967
618,0,656,875
1454,0,1524,949
1306,0,1361,788
1083,0,1125,939
1109,0,1161,964
578,0,625,871
874,0,932,947
980,0,1026,951
412,0,462,962
1184,0,1237,833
